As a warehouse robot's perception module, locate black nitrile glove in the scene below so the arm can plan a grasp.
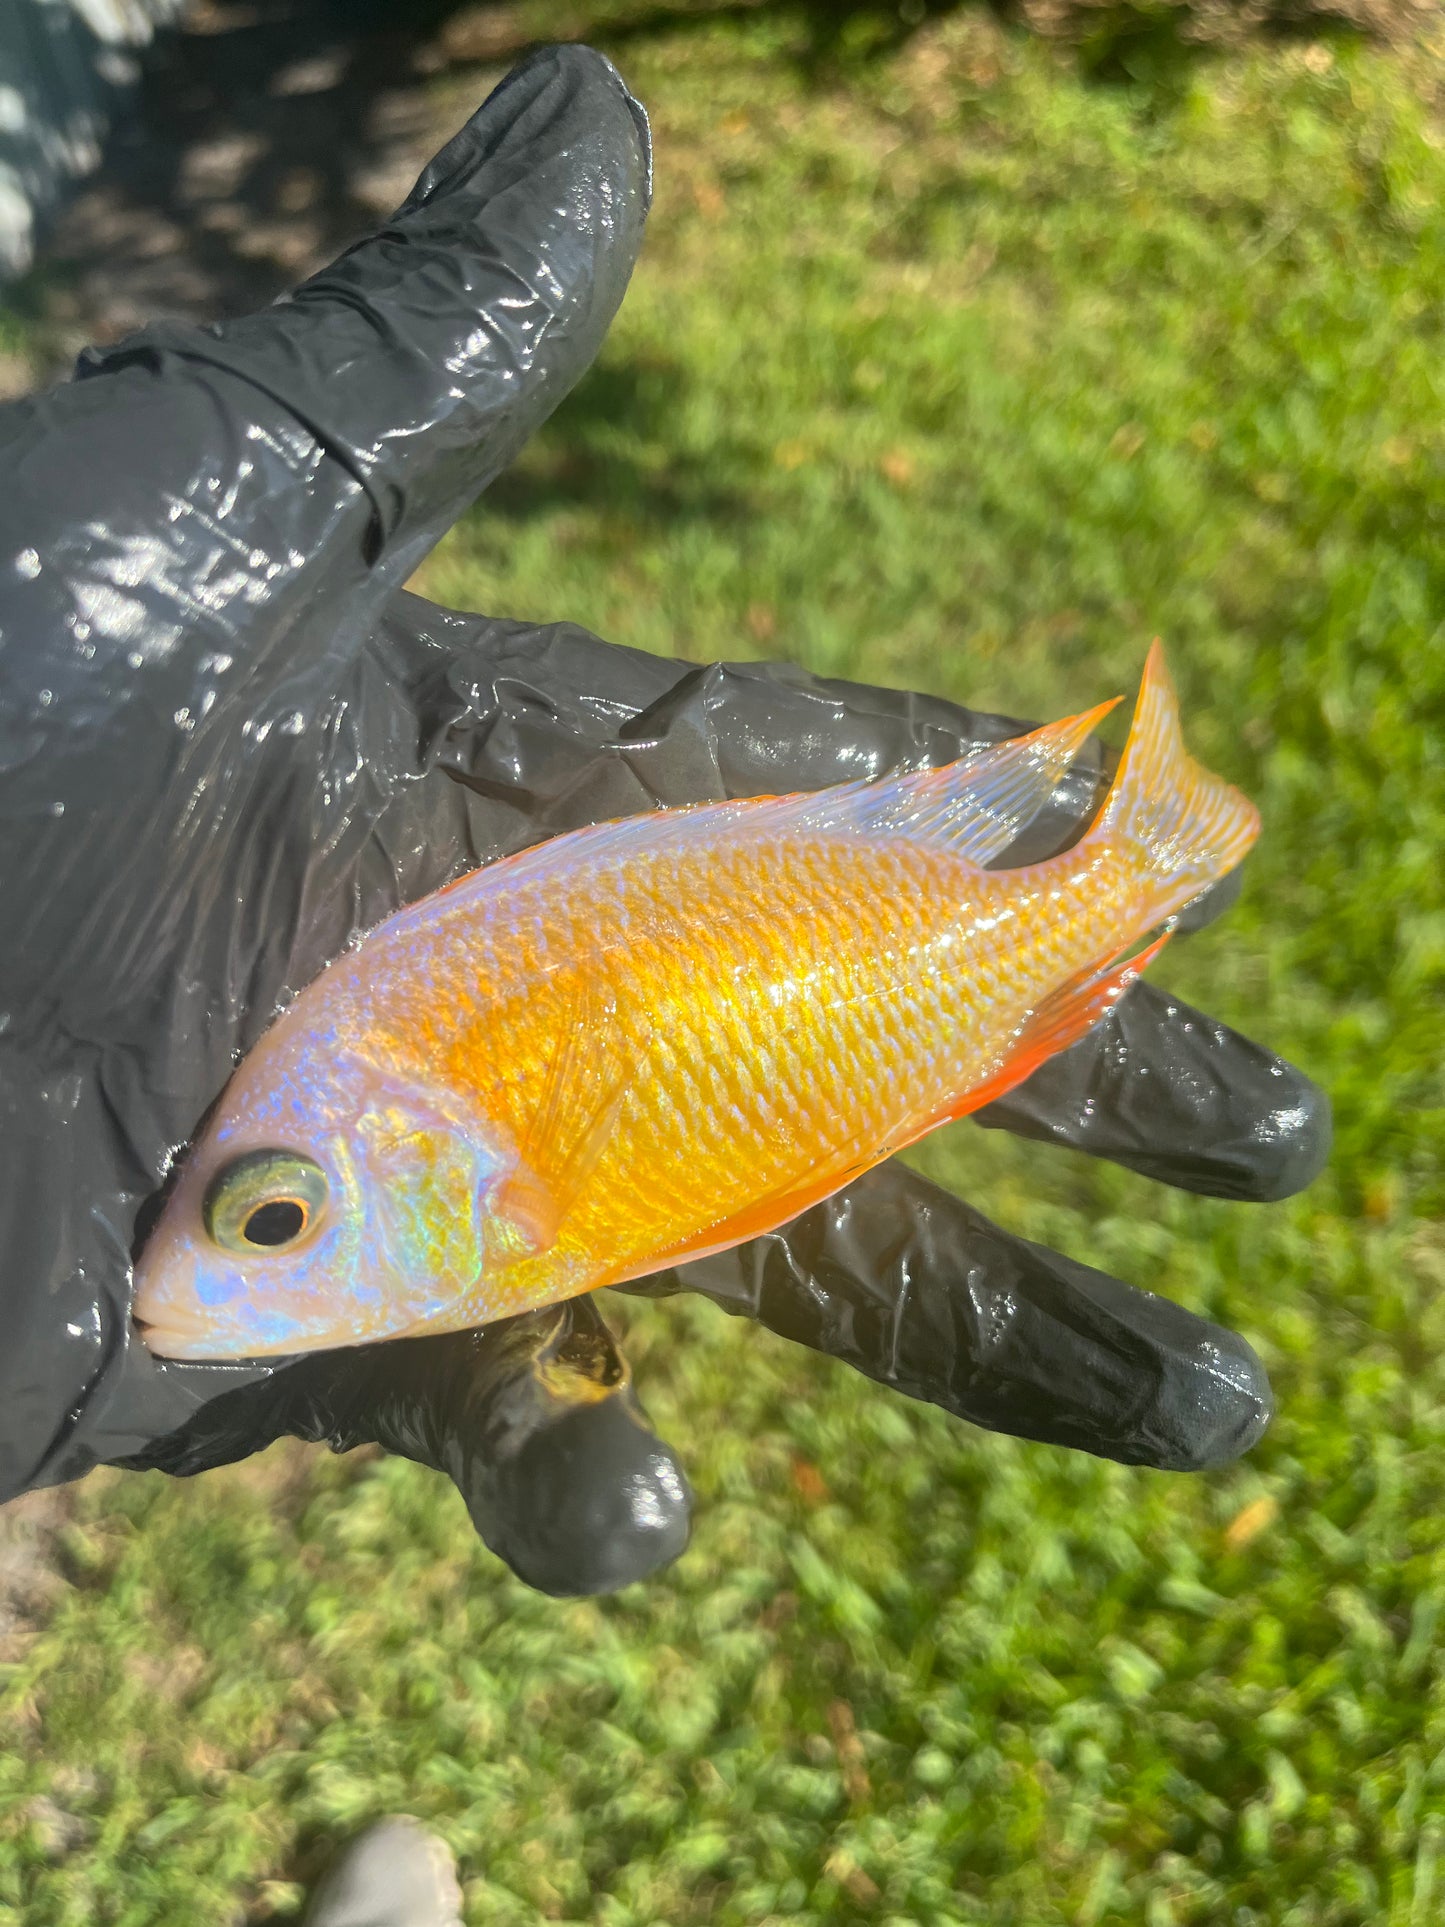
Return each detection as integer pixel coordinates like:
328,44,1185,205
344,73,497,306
0,47,1328,1598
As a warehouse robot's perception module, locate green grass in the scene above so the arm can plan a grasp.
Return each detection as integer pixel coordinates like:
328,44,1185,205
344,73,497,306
0,301,38,392
4,8,1445,1923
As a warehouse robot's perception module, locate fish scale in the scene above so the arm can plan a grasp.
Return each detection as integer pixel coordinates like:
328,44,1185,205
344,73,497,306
479,839,1078,1291
133,647,1262,1359
515,848,994,1251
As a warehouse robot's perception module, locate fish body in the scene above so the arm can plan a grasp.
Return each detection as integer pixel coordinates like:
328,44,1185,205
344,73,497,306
134,646,1259,1359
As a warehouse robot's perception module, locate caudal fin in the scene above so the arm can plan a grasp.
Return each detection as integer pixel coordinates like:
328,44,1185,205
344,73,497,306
1091,641,1260,923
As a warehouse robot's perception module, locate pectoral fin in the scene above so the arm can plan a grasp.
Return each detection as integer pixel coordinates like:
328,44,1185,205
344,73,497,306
493,963,640,1260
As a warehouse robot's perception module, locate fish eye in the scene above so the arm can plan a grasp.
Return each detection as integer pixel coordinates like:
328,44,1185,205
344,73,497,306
203,1151,328,1256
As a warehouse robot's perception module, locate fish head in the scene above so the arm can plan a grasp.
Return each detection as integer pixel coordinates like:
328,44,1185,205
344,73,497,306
133,1034,515,1359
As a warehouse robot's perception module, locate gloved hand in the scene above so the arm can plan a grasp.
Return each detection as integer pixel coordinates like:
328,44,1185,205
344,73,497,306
0,45,1328,1597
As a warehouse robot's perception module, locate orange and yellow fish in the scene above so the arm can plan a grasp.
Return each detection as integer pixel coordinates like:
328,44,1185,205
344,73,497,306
134,645,1258,1360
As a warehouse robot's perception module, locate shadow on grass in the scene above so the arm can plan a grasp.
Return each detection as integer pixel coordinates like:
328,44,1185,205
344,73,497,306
4,0,1376,378
479,359,748,528
9,0,980,376
5,2,967,349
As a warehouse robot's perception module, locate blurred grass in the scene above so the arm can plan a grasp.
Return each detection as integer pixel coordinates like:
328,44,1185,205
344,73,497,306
4,7,1445,1924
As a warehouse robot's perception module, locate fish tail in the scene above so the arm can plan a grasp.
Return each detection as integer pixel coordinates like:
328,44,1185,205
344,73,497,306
1089,641,1260,922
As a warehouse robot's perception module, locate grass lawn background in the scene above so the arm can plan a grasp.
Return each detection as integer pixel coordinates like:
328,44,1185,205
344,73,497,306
2,5,1444,1922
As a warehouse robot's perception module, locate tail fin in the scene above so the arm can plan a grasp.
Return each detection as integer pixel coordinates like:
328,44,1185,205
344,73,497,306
1091,642,1260,922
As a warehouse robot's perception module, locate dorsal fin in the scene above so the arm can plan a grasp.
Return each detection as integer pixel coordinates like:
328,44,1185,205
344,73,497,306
764,698,1118,864
396,698,1119,940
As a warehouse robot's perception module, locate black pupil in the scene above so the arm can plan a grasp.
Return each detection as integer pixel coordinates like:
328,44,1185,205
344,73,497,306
243,1199,307,1247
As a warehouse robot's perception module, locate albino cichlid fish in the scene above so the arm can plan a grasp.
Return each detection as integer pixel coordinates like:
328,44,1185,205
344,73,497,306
134,644,1259,1360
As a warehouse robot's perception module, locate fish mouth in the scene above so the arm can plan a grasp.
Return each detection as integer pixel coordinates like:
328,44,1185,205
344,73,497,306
133,1302,323,1362
133,1299,280,1363
132,1313,234,1362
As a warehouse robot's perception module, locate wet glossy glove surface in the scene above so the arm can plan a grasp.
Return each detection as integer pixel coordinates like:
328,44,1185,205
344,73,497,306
0,46,1328,1596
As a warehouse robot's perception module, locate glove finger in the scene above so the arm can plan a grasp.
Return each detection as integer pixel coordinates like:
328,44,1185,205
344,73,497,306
274,603,1110,967
620,1160,1274,1473
976,980,1331,1203
129,1296,692,1597
359,604,1252,891
0,49,649,1014
82,43,648,584
410,607,1109,834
